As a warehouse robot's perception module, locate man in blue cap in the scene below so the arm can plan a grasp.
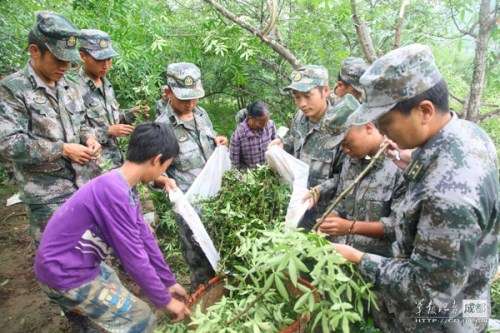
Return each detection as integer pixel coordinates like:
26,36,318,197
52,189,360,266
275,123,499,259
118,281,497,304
0,11,101,241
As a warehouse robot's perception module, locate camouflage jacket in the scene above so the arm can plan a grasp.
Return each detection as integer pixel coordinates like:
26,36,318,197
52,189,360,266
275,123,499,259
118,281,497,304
359,114,499,332
155,102,216,192
78,69,134,168
282,99,354,204
0,63,97,205
331,155,404,257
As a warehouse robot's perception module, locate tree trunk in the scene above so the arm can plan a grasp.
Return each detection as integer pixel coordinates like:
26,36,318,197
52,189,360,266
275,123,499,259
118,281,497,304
393,0,410,49
464,0,497,121
203,0,302,69
350,0,378,63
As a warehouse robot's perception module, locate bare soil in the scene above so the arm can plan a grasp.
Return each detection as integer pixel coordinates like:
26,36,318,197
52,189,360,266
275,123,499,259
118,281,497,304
0,185,69,333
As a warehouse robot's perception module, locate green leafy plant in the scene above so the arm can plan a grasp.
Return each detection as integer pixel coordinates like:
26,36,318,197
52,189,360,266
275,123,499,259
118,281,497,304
156,227,378,333
198,166,290,270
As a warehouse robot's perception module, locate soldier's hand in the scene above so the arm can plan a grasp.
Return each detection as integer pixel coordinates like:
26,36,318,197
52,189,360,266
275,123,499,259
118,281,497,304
319,215,352,236
168,283,188,301
165,298,191,322
268,138,283,149
85,137,101,157
108,124,134,137
215,135,228,146
63,143,93,165
331,243,364,264
382,136,413,170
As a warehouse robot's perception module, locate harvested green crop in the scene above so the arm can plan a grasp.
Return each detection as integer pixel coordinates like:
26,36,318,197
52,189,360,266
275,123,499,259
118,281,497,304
156,227,378,333
199,165,290,270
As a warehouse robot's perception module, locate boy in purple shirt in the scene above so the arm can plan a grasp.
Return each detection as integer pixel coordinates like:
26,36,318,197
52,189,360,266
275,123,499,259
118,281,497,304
35,122,190,332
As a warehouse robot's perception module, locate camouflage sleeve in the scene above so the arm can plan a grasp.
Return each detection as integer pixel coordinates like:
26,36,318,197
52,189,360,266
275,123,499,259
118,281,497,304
79,113,96,144
0,86,64,163
317,147,344,198
119,108,136,125
358,195,482,306
380,171,405,241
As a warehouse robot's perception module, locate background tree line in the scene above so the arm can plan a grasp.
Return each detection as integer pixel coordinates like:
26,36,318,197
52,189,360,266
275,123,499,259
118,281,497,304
0,0,498,153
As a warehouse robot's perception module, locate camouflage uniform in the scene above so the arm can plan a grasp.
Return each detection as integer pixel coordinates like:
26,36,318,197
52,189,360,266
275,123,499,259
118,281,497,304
331,155,403,257
155,63,217,289
77,29,134,169
330,57,368,104
282,65,358,230
234,108,247,124
348,44,499,332
0,12,98,240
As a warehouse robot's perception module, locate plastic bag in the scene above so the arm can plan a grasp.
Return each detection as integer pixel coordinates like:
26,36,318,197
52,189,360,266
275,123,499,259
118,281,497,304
186,146,232,204
168,146,231,271
169,189,220,270
265,146,310,229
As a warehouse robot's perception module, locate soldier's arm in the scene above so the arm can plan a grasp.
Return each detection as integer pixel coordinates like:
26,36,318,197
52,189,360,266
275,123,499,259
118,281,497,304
0,86,64,164
118,107,136,125
316,147,345,199
358,195,481,306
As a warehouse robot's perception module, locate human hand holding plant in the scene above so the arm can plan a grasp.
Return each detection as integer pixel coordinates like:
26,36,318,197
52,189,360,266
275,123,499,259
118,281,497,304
165,298,191,322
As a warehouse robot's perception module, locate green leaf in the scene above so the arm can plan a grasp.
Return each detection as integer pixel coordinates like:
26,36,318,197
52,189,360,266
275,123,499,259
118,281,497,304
322,312,330,333
288,258,298,287
274,274,289,301
342,317,350,333
293,292,309,312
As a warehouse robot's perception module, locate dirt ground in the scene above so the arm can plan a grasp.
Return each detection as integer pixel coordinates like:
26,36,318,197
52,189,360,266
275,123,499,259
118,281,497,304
0,185,69,333
0,184,190,333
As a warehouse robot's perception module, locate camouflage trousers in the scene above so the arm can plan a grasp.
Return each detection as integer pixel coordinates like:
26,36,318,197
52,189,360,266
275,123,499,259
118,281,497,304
175,213,215,291
40,263,156,333
27,202,60,242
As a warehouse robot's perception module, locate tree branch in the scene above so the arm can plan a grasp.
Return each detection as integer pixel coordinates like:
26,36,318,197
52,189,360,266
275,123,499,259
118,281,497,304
478,108,500,122
203,0,302,68
351,0,378,63
448,0,478,38
393,0,410,49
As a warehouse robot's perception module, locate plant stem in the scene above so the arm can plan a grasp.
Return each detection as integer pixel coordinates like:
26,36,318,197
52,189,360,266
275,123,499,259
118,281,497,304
312,142,389,231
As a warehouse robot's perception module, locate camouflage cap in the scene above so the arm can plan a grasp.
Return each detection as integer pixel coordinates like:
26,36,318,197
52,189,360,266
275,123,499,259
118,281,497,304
31,11,80,62
166,62,205,100
347,43,443,126
79,29,118,60
323,94,360,146
284,65,329,92
339,57,368,92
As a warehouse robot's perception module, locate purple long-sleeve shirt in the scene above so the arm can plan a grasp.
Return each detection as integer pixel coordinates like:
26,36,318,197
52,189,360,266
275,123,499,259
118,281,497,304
35,169,176,308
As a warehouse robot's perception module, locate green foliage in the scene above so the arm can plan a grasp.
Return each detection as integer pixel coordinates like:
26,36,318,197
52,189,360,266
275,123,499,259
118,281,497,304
0,0,498,146
156,228,378,333
492,278,500,319
150,189,189,277
199,166,290,270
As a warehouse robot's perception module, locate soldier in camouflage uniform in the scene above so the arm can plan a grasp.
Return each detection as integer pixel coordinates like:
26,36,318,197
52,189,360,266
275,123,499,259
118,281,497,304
155,62,228,289
330,57,368,104
78,29,146,170
333,44,499,332
270,65,358,230
319,120,404,258
0,12,101,241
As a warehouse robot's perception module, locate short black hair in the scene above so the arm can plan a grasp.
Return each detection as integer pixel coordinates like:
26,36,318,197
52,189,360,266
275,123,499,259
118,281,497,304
391,79,449,115
247,101,269,118
126,122,179,164
28,30,48,55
